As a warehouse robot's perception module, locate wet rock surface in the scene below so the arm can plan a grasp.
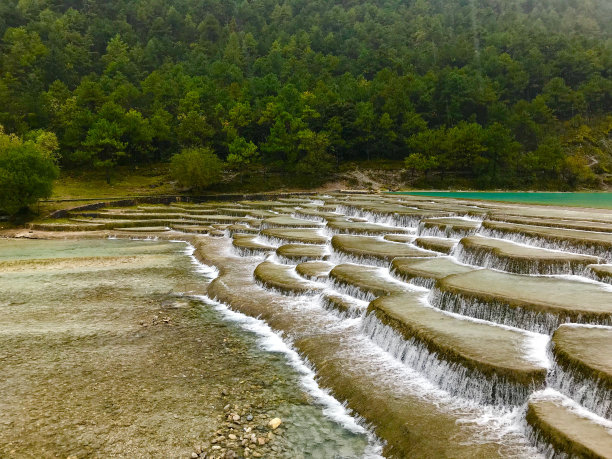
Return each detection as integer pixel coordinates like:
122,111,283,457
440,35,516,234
6,192,612,458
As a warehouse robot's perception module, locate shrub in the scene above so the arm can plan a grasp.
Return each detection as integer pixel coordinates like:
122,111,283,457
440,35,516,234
0,127,59,215
170,147,224,191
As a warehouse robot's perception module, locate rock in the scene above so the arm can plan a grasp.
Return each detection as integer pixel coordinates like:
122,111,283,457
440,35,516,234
268,418,282,430
224,451,236,459
252,453,262,458
232,414,241,422
191,453,198,458
228,434,237,440
223,404,230,411
221,389,228,396
257,437,266,446
267,432,274,440
212,445,221,450
246,414,253,421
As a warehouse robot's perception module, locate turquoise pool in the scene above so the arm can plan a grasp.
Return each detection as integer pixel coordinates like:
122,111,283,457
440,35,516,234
389,192,612,209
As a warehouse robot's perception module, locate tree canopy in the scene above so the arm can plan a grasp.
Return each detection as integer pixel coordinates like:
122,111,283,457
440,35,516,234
0,126,59,215
0,0,610,189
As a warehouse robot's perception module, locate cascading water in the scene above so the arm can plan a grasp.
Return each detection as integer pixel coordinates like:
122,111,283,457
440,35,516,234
360,312,544,406
428,288,567,335
479,226,612,261
452,242,594,276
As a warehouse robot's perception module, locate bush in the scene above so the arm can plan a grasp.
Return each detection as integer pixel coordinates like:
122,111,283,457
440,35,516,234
170,147,224,191
0,127,59,215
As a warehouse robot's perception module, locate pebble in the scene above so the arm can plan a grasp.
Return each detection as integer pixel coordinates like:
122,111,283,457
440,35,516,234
268,418,282,430
257,437,266,446
191,453,198,458
228,434,237,440
232,414,240,422
246,414,253,421
223,404,230,411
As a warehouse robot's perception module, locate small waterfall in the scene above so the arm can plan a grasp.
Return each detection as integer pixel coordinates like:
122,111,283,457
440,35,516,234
253,278,321,297
388,264,436,289
319,294,367,319
336,205,419,228
453,243,593,276
547,358,612,421
585,268,612,285
523,417,569,459
361,313,543,406
232,246,268,257
408,277,436,290
428,288,563,334
292,210,328,223
480,227,612,261
418,223,478,239
326,278,378,302
329,249,390,268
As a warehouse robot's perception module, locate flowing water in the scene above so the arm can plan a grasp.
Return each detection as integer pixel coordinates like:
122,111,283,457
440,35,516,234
0,238,375,458
5,193,612,457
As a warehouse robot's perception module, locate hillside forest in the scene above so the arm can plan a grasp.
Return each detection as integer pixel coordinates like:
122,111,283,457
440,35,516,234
1,0,612,210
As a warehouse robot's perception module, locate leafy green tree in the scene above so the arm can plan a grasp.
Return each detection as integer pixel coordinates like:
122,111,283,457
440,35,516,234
170,147,224,191
404,153,439,179
227,136,259,180
80,119,126,184
0,126,59,215
295,129,334,182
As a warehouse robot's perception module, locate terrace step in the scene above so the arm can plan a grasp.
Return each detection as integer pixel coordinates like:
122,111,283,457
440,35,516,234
331,235,436,265
481,220,612,259
456,235,602,275
490,214,612,233
253,261,322,295
260,228,327,244
589,264,612,284
261,216,323,228
433,269,612,333
418,217,481,238
526,390,612,459
295,261,334,280
329,263,410,300
391,256,474,289
550,324,612,420
414,237,456,255
321,293,367,318
232,234,276,255
326,219,409,235
366,292,547,405
276,244,329,262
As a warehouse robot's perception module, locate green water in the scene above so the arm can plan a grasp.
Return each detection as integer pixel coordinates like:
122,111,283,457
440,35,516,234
391,191,612,209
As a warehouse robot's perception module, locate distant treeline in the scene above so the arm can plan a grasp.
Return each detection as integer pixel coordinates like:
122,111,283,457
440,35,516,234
1,0,611,188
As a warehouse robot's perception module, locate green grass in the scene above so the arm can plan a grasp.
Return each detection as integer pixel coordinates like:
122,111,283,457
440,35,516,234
51,164,174,200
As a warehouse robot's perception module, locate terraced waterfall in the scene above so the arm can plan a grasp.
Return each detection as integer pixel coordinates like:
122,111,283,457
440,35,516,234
17,193,612,457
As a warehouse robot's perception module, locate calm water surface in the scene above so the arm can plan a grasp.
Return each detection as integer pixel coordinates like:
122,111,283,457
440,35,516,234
391,192,612,209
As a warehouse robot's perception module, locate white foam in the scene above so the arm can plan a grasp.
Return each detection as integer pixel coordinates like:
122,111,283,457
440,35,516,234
180,241,383,457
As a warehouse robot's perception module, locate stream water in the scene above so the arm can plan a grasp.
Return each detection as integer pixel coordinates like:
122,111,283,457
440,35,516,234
0,238,377,458
4,193,612,457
